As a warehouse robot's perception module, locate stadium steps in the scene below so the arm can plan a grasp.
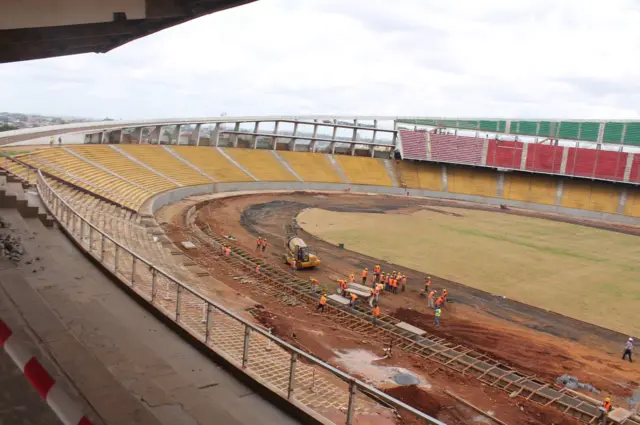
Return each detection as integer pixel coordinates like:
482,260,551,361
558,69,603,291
221,148,296,181
332,155,394,186
170,146,253,182
277,151,344,183
68,145,176,194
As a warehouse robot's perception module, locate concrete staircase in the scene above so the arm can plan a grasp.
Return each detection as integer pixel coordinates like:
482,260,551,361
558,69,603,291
0,173,54,227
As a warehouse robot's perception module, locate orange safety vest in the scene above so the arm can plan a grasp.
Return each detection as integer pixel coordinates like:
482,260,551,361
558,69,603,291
349,274,355,282
373,306,380,317
443,291,448,301
374,266,380,273
225,247,231,255
255,265,261,273
311,279,319,286
256,238,262,245
351,293,358,302
262,239,268,247
425,280,431,289
362,270,368,278
436,296,443,306
320,296,326,305
392,279,398,287
602,401,612,412
428,290,435,299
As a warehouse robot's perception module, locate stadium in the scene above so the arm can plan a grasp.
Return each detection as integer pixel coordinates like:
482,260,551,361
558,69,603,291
1,115,639,425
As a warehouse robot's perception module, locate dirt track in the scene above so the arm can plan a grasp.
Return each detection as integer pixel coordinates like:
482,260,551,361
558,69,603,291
157,191,640,424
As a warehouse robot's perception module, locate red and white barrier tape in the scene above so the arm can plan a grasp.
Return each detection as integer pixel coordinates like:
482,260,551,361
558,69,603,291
0,319,92,425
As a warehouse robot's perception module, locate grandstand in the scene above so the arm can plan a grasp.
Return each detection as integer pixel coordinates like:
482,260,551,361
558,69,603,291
2,116,640,425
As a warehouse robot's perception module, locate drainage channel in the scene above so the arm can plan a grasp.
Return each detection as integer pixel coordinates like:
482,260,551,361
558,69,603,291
188,222,640,425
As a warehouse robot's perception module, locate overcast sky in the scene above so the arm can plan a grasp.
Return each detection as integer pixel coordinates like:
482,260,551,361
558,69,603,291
1,0,640,120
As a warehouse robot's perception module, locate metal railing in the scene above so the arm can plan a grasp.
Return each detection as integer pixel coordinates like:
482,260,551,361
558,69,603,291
35,170,446,425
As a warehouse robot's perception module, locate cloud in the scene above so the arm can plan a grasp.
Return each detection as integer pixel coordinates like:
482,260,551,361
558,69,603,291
1,0,639,119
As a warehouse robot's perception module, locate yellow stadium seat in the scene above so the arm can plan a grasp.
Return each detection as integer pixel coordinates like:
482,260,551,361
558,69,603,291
333,155,394,186
222,148,296,181
278,151,344,183
171,146,253,182
120,145,212,186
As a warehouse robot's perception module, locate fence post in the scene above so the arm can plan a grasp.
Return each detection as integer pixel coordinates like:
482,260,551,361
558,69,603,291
204,303,212,345
242,325,251,368
131,256,136,286
151,268,157,302
175,285,182,322
346,380,357,425
100,233,105,262
114,244,119,273
287,352,297,400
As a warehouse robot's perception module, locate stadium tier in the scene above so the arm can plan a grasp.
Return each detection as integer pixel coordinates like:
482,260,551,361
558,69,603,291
399,130,639,183
4,145,639,220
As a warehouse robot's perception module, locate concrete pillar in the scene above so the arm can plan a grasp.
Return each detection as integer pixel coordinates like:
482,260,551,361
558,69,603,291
330,142,336,154
352,119,358,141
272,121,280,150
505,120,512,135
621,123,628,144
618,188,629,215
496,172,505,198
331,126,337,142
597,122,605,145
100,131,107,144
131,127,143,144
624,153,634,182
372,119,378,143
555,180,564,206
369,145,375,158
311,124,318,152
252,121,260,149
149,126,161,144
350,143,356,156
189,123,202,146
172,124,182,145
560,146,569,174
520,143,528,170
441,165,448,192
232,122,240,147
213,123,221,147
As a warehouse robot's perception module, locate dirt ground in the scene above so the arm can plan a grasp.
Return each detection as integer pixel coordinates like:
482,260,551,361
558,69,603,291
156,191,640,424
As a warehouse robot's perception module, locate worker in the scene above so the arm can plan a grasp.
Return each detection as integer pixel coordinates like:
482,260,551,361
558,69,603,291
623,338,633,363
255,237,262,251
428,290,436,309
384,274,391,292
424,276,432,294
434,307,441,327
224,246,231,256
49,136,54,147
400,274,407,292
372,304,380,326
373,284,380,303
338,279,347,296
374,265,381,283
58,136,62,145
255,264,262,273
311,277,319,293
435,295,444,310
376,283,384,302
598,397,612,423
442,289,448,307
291,258,297,273
349,273,355,283
261,238,268,253
349,292,358,308
316,294,327,313
361,268,368,285
391,277,398,294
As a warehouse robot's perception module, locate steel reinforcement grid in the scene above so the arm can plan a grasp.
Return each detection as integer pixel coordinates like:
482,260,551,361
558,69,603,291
34,171,447,425
187,211,640,425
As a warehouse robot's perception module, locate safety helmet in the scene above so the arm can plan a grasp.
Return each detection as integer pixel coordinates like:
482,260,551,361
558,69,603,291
606,397,611,402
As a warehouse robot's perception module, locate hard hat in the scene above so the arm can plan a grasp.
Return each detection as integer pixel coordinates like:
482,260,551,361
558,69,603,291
365,267,368,270
630,337,634,342
323,293,327,296
443,289,448,292
606,397,611,402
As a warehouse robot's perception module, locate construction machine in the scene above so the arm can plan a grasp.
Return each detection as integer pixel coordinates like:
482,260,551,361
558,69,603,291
284,223,320,269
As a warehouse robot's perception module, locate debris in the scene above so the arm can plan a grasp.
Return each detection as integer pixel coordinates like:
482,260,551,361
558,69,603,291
0,232,25,262
224,235,237,241
556,374,600,394
181,241,197,249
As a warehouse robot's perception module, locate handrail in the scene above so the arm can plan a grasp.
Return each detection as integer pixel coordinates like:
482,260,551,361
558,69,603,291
35,170,447,425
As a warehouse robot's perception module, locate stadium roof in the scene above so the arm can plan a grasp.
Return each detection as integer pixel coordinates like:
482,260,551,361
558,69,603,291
0,0,256,64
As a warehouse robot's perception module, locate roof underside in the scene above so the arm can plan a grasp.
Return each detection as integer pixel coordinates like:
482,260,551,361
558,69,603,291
0,0,255,64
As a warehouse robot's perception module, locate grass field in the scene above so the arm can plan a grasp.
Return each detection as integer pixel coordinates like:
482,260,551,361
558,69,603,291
298,207,640,336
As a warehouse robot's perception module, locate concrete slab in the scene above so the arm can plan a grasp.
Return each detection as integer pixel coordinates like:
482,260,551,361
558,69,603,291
395,322,427,336
328,294,350,305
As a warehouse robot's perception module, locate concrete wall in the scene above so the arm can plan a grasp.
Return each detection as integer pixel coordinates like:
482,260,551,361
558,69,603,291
145,180,640,226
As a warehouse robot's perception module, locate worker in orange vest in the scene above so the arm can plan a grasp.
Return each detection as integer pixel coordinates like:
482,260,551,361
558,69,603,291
598,396,612,423
428,290,436,309
255,264,262,273
442,289,448,307
400,274,407,292
349,273,355,283
316,294,327,313
224,246,231,256
349,292,358,308
338,279,347,296
425,276,432,293
373,265,381,283
310,277,319,293
392,278,399,294
372,304,380,325
361,268,368,285
261,238,268,253
435,295,444,309
256,237,262,251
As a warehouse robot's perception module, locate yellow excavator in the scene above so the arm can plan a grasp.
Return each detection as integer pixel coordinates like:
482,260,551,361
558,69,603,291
284,224,320,269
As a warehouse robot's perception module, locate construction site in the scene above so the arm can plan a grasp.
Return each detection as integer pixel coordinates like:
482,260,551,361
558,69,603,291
156,190,640,425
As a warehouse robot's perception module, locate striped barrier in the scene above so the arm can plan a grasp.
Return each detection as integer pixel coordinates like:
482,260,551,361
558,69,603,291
0,319,92,425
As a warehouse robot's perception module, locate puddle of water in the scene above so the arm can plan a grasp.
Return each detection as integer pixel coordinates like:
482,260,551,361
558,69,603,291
333,349,430,389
